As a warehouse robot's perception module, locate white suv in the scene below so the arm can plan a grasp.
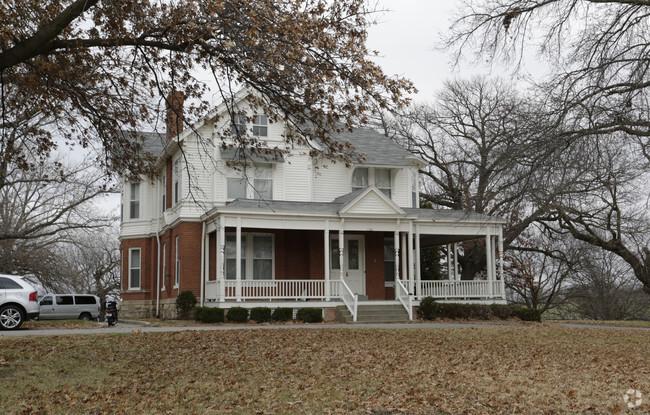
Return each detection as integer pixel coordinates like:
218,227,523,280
0,275,40,330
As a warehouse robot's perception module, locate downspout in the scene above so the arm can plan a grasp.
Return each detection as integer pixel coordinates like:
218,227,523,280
200,221,206,307
155,217,161,318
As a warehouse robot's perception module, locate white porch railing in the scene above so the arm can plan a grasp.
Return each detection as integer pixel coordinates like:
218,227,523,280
214,279,344,301
418,280,503,299
395,279,413,320
338,279,358,322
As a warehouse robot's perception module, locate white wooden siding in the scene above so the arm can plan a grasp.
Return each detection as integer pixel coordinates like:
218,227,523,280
312,160,352,202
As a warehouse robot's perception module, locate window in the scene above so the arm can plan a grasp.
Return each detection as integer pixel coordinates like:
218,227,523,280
161,243,166,291
129,248,141,289
173,159,181,204
175,236,180,287
227,176,247,199
331,239,340,269
56,295,74,305
0,277,22,289
161,176,166,212
253,115,268,137
225,235,246,280
253,164,273,199
129,182,140,219
225,233,273,280
411,171,417,208
40,296,53,306
231,113,246,135
75,296,97,305
351,168,368,191
384,238,395,283
375,168,392,198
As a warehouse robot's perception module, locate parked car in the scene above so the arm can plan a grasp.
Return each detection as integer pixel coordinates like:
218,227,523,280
0,274,40,330
39,294,101,321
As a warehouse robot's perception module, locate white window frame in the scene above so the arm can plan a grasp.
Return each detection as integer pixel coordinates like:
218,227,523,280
252,115,268,137
226,172,247,200
174,236,180,289
231,113,247,135
225,164,274,201
128,248,141,290
411,170,418,208
351,167,368,192
252,163,273,200
225,233,274,280
384,237,395,287
173,158,182,205
375,168,392,198
161,175,166,213
129,182,140,219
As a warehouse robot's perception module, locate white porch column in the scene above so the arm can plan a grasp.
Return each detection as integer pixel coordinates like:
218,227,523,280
447,244,452,280
235,216,242,302
498,227,505,298
200,222,206,307
415,224,421,299
394,221,400,300
338,219,345,281
218,216,225,302
408,221,414,294
324,220,330,301
453,243,459,281
401,232,407,282
486,228,494,297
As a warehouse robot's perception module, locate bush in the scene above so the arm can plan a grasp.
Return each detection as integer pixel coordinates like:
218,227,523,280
226,307,249,323
250,307,272,323
296,308,323,323
511,306,542,322
416,298,540,322
194,307,224,324
175,291,197,319
272,308,293,322
417,297,441,320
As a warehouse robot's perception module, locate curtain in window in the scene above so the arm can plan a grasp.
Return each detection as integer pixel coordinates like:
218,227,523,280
225,235,246,279
352,168,368,191
252,235,273,279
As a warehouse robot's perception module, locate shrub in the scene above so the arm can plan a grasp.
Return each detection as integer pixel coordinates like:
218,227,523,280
272,307,293,322
194,307,224,324
296,307,323,323
417,297,441,320
226,307,249,323
490,304,513,320
250,307,272,323
511,306,542,322
175,290,197,319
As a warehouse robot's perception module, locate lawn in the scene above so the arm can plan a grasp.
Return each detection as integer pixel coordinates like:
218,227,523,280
1,325,648,414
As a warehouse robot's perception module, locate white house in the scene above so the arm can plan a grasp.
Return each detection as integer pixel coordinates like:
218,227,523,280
119,89,507,322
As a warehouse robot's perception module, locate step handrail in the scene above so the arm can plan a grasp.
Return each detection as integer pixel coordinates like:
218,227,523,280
339,279,358,322
396,279,413,320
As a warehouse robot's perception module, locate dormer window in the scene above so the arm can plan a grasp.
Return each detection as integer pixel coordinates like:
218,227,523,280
375,168,391,198
253,115,268,137
351,168,368,192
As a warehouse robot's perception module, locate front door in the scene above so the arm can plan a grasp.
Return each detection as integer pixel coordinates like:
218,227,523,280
331,235,365,295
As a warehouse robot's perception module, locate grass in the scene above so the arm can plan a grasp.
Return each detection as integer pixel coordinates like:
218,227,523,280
1,325,649,414
22,319,102,329
551,319,650,328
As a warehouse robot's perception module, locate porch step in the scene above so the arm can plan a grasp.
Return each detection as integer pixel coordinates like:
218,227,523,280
336,304,412,323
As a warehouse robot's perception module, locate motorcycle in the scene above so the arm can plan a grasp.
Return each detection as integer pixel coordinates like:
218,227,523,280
105,301,118,326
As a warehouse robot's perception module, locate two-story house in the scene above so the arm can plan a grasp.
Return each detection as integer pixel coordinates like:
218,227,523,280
119,89,506,321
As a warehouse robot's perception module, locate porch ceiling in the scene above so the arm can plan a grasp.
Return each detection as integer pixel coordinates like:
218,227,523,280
419,234,484,248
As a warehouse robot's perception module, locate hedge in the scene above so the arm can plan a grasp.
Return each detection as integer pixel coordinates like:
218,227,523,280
250,307,272,323
417,297,541,322
226,307,249,323
194,307,225,324
295,308,323,323
272,307,293,322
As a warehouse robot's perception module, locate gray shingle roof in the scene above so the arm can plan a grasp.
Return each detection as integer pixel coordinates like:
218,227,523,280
329,128,415,167
139,131,166,157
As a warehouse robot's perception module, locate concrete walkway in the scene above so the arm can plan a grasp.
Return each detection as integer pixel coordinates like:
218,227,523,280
2,321,649,338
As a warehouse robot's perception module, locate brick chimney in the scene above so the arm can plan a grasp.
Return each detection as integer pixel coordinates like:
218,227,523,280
166,91,185,142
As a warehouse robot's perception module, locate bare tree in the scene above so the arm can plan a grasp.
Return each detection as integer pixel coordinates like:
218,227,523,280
391,77,565,279
567,249,650,320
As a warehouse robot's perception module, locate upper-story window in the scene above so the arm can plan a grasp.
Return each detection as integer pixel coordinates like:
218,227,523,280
161,176,166,213
226,164,273,200
411,171,418,208
253,164,273,199
173,158,182,204
231,114,246,135
375,168,391,198
129,182,140,219
253,115,268,137
351,168,368,192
